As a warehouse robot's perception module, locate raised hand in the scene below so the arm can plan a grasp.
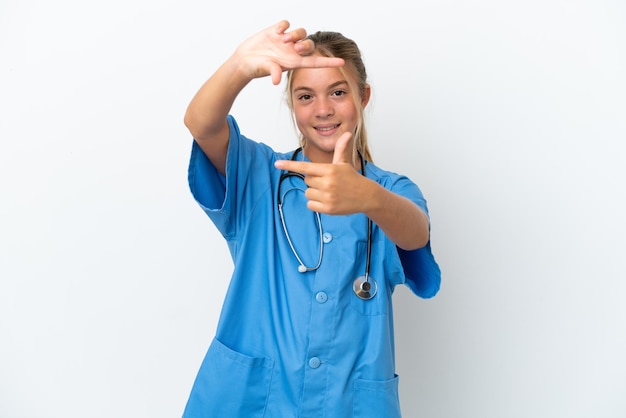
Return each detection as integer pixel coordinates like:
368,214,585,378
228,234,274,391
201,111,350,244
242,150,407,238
274,132,372,215
234,20,345,85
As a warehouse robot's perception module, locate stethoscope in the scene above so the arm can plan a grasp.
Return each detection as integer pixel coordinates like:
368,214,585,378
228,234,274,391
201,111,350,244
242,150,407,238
277,147,377,300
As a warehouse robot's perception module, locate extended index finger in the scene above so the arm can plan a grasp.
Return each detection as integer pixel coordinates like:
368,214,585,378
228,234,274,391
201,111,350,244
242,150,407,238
296,55,345,69
274,160,327,176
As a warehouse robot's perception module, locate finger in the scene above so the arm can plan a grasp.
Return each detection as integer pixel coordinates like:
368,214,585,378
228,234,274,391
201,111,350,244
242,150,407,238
274,20,291,35
293,39,345,68
304,187,348,215
269,63,283,85
294,38,316,55
332,131,353,164
274,160,326,176
281,27,308,43
298,55,345,69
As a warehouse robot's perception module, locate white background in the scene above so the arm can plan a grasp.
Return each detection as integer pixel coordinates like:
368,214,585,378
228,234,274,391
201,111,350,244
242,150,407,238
1,0,625,417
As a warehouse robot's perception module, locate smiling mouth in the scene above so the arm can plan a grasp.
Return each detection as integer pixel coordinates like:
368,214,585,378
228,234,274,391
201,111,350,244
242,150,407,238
315,124,340,132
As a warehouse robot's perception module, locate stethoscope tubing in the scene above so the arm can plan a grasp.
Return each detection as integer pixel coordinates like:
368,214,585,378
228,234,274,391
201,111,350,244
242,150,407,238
276,147,376,300
277,178,324,273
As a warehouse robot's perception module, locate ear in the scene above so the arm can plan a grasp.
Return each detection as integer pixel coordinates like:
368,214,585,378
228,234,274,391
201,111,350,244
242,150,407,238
361,84,371,107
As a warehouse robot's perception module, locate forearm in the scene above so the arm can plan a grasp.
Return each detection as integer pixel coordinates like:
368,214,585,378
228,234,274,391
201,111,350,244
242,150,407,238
184,57,251,141
183,57,252,174
364,180,430,251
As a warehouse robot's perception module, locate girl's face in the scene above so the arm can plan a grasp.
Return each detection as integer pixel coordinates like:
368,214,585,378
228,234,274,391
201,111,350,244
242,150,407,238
290,66,368,163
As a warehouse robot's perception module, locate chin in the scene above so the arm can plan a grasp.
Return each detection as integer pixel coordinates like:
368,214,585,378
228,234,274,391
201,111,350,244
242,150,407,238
309,141,337,153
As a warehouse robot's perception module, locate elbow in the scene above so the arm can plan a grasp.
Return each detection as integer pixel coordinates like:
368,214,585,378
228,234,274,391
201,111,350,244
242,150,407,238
183,109,197,137
400,214,430,251
184,110,228,143
398,232,429,252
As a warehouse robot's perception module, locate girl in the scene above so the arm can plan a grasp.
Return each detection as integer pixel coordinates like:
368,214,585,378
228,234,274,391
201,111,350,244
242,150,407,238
182,20,440,417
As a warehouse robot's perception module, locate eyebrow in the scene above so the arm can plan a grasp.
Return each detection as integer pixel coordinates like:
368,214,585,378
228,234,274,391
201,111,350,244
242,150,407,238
293,80,349,94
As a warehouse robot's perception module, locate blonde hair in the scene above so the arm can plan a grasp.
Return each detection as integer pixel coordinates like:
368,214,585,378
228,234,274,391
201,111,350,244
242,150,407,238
286,31,372,162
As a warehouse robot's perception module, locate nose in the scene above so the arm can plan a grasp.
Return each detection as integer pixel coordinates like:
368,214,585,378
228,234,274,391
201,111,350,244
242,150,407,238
314,97,334,118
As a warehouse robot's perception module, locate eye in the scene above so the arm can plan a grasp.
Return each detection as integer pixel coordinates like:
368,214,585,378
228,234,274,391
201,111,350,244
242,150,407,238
331,89,347,97
297,94,312,101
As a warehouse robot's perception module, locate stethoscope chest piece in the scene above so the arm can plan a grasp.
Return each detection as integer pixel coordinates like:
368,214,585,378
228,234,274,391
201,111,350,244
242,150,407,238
353,275,378,300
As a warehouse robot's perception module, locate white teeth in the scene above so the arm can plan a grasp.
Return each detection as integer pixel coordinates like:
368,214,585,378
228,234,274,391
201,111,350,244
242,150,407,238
316,125,338,132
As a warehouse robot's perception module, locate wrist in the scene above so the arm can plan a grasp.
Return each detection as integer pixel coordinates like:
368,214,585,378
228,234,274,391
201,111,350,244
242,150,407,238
223,56,255,87
361,178,385,216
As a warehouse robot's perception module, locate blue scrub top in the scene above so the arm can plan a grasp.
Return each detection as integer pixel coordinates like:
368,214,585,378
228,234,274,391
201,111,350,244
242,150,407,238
183,116,440,418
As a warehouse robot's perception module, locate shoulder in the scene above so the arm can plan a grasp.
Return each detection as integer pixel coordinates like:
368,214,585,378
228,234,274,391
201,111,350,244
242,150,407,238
364,161,401,179
365,160,428,212
226,115,293,160
365,161,419,190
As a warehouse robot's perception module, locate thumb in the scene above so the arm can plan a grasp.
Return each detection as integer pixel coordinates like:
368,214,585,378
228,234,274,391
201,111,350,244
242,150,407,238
269,63,283,85
332,132,354,165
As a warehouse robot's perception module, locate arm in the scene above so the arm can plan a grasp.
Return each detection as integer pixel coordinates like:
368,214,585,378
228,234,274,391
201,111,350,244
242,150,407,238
362,179,429,250
183,59,249,175
183,20,344,175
